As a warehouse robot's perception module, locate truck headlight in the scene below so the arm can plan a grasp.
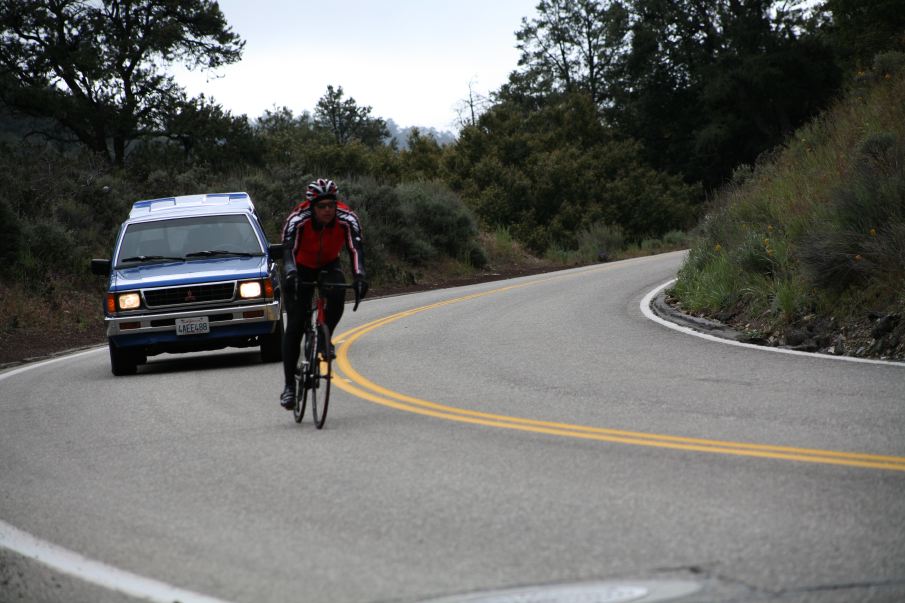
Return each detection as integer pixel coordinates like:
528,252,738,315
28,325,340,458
118,292,141,310
239,281,262,299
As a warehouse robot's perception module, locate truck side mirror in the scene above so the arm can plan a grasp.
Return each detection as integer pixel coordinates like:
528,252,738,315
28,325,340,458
90,259,111,275
267,243,283,258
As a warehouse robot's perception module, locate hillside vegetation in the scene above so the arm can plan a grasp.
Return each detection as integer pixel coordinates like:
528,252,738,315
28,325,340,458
672,53,905,360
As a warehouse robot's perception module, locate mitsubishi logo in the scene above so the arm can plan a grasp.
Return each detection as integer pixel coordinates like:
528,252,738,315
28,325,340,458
185,289,196,302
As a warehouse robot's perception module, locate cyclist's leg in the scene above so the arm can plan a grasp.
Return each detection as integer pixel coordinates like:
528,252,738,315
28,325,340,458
322,262,347,335
314,264,343,360
281,278,313,387
279,283,300,408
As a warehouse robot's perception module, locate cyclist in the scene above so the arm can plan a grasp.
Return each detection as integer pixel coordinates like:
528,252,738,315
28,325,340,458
280,178,368,410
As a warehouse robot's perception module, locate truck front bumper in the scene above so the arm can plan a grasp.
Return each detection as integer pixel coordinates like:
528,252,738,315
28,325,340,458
106,300,281,346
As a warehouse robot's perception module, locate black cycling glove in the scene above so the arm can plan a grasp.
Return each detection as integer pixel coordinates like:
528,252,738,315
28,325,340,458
284,270,297,299
353,275,368,300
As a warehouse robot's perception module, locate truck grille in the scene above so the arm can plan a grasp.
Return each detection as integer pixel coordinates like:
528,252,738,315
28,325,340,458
143,283,235,308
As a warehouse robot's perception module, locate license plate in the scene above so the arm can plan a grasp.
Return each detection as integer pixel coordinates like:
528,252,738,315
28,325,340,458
176,316,209,336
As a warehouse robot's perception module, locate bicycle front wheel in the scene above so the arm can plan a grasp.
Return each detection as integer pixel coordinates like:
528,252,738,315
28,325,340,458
311,323,332,429
294,326,317,424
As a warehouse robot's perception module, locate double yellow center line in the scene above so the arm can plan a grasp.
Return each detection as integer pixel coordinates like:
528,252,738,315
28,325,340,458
332,271,905,472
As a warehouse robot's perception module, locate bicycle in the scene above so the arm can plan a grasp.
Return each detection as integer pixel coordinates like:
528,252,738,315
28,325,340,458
293,271,359,429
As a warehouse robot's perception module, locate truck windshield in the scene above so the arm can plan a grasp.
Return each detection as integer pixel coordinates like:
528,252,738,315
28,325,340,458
116,214,263,267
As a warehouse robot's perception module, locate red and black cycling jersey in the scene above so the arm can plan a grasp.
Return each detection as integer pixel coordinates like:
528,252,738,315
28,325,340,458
281,200,365,276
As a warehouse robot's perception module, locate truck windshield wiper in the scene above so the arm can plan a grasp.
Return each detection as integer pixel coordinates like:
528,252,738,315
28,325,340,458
184,249,257,258
119,255,185,263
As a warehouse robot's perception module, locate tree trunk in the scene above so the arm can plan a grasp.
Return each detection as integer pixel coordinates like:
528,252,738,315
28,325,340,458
113,136,125,167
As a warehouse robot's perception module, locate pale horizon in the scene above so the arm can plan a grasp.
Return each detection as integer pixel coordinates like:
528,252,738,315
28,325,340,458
169,0,539,133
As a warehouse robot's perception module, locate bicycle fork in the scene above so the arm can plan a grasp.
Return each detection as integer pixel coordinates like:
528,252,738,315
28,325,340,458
302,298,329,389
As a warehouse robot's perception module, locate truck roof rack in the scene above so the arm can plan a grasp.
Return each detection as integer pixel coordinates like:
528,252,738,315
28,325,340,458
129,192,254,218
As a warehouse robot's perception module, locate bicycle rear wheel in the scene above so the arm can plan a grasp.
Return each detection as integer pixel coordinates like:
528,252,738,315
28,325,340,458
294,326,317,423
311,323,332,429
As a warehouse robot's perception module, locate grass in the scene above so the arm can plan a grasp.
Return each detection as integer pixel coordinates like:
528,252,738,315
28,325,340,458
672,54,905,349
543,222,689,265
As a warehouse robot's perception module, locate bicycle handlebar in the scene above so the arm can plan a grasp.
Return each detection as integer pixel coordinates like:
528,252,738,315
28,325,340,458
296,275,361,311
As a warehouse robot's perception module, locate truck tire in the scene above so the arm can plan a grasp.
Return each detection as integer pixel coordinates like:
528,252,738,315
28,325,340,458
260,320,283,363
109,341,138,376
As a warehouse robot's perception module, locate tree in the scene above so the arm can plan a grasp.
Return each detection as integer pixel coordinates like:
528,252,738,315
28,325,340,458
454,80,491,128
821,0,905,69
254,106,322,166
613,0,839,187
0,0,243,166
513,0,630,108
400,128,444,181
163,94,261,168
448,92,700,252
313,85,389,148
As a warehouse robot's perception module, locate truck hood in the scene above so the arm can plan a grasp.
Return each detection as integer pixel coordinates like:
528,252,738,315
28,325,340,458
111,256,268,291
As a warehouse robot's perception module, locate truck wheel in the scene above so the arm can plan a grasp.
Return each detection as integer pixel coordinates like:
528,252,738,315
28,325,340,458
109,341,138,376
260,321,283,363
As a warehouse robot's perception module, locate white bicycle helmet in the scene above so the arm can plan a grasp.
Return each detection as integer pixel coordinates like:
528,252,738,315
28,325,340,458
305,178,338,203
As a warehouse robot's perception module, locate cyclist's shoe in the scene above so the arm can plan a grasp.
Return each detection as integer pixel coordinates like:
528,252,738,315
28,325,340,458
280,384,296,410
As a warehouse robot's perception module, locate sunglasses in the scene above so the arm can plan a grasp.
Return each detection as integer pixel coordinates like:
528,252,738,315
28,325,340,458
313,202,337,210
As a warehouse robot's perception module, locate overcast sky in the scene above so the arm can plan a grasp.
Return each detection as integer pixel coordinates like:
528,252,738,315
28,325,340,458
170,0,539,133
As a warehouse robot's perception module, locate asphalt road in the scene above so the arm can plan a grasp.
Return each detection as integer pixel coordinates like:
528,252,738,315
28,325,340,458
2,250,904,603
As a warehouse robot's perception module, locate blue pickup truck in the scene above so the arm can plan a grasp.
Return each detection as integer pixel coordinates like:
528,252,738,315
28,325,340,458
90,192,284,375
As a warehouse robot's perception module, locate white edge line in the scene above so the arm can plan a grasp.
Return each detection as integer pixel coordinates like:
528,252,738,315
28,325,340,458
641,279,905,368
0,346,105,381
1,348,234,603
0,520,233,603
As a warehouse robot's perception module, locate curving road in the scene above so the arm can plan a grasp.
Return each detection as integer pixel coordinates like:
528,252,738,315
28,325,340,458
2,250,905,603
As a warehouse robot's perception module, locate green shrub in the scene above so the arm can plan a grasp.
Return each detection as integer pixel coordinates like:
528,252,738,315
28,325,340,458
478,227,523,266
732,229,775,276
395,181,478,260
544,246,575,264
494,226,514,248
640,238,662,251
800,132,905,293
872,52,905,79
674,247,742,312
0,198,23,275
21,220,78,281
662,230,688,247
770,277,808,323
512,221,551,255
577,222,624,261
342,178,401,281
343,178,485,279
467,244,489,269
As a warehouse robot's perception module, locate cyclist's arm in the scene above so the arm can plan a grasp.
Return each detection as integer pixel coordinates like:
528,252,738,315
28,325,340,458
340,210,365,279
281,209,305,276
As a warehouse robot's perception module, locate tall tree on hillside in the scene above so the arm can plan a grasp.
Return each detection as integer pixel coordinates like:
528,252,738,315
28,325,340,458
512,0,630,108
163,93,261,167
314,85,389,148
454,80,491,128
614,0,839,187
0,0,243,166
821,0,905,68
400,128,444,181
449,92,699,251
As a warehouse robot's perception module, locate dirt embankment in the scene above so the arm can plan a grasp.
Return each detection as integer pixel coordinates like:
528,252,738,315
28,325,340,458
664,293,905,363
